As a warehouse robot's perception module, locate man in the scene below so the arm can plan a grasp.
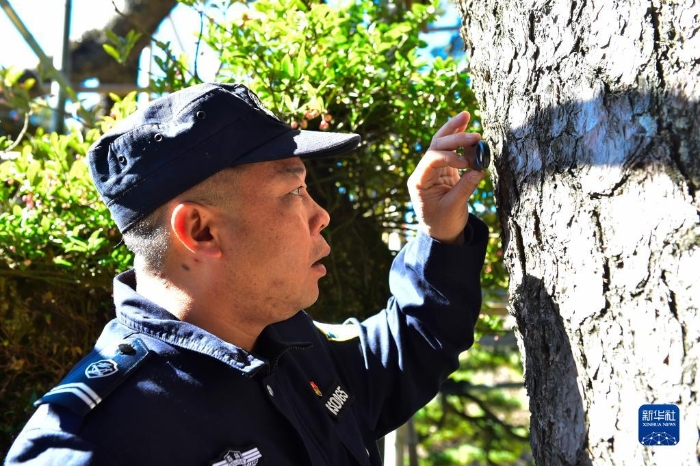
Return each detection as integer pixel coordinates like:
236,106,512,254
6,82,488,465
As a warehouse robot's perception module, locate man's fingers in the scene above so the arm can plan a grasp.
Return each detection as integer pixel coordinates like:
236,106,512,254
410,111,486,243
430,132,482,153
449,170,486,204
414,150,469,177
432,111,471,140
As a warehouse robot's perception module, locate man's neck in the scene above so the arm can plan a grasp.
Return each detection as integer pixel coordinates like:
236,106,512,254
134,267,261,352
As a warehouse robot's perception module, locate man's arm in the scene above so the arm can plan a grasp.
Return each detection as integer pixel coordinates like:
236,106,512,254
5,405,120,466
321,112,489,436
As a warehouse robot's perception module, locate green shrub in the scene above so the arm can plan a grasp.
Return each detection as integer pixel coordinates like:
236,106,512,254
0,92,137,451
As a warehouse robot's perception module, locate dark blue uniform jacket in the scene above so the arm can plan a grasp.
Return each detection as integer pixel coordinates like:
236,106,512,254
6,216,488,465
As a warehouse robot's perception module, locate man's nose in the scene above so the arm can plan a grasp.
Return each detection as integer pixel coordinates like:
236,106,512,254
311,198,330,233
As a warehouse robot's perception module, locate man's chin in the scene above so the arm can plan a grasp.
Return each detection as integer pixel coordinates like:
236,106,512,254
299,288,320,311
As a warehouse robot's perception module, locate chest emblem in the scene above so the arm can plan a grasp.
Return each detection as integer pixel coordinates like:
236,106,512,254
211,447,262,466
310,381,323,397
85,359,118,378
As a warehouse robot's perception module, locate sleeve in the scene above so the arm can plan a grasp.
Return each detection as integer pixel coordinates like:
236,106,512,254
5,335,150,466
4,405,121,466
327,214,489,438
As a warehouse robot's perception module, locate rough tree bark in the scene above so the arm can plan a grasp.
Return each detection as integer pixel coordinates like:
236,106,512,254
456,0,699,464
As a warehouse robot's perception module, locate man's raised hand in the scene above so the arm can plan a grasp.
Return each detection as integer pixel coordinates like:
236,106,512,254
407,111,486,245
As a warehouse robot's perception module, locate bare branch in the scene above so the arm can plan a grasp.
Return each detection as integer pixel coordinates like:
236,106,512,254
1,111,31,158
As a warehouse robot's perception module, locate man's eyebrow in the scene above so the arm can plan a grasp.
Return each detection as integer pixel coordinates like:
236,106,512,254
277,164,307,177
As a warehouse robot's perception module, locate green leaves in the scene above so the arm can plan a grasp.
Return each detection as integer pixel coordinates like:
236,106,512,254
103,30,142,65
0,125,131,279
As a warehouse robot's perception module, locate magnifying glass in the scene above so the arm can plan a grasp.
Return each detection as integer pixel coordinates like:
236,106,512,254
458,141,491,171
474,141,490,171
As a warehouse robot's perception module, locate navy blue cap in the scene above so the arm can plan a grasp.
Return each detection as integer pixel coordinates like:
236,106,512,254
87,82,361,232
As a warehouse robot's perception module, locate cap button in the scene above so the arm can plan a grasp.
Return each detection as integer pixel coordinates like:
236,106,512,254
117,343,136,355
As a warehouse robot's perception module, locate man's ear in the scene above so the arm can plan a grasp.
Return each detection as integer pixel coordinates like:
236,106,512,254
170,202,222,258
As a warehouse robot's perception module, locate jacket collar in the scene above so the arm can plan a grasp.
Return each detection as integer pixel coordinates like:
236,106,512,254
113,270,311,376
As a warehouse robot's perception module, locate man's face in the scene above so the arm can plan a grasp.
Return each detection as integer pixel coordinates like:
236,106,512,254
212,157,330,326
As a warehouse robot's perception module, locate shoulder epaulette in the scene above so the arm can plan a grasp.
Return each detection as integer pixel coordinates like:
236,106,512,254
35,337,150,417
314,321,361,342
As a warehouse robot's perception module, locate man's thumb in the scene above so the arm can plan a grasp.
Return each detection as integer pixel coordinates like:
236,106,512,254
455,170,486,200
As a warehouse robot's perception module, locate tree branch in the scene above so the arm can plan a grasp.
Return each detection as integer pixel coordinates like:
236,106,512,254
0,111,30,157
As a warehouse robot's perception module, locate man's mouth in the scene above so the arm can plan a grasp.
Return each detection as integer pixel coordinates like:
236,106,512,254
312,248,331,272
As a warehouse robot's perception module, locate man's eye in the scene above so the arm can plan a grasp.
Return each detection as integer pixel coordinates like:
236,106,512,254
291,186,303,196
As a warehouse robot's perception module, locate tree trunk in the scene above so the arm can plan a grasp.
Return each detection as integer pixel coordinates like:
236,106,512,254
456,0,699,464
70,0,177,87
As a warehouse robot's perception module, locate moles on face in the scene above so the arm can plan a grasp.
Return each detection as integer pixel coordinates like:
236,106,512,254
210,157,331,328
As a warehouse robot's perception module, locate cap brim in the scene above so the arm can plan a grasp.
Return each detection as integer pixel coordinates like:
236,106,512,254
289,129,361,158
236,129,361,165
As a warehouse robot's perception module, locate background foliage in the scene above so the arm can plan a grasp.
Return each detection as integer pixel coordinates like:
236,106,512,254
1,0,527,462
